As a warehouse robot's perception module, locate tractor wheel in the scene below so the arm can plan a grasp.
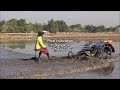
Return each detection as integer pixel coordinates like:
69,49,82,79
100,46,112,60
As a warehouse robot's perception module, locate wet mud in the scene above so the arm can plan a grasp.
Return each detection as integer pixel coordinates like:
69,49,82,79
0,48,119,79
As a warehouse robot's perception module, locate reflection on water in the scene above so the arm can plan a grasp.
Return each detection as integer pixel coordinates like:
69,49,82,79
8,41,25,49
1,41,26,49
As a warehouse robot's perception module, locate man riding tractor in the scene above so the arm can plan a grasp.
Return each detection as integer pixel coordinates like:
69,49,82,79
35,31,50,62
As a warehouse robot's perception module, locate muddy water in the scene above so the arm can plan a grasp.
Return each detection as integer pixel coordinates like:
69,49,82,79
0,40,85,58
0,39,120,79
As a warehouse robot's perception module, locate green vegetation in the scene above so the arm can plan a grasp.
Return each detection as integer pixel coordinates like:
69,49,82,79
0,18,120,33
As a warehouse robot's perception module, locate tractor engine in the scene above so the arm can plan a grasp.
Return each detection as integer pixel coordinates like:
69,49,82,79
76,40,115,60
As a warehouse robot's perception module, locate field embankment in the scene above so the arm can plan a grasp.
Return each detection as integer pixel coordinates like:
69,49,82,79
0,32,120,41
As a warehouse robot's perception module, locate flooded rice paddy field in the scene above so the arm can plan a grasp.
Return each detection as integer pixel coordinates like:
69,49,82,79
0,38,120,79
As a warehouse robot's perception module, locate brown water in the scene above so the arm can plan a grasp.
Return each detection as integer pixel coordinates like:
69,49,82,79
0,39,120,79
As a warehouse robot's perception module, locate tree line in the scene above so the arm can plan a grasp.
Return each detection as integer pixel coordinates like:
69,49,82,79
0,18,120,33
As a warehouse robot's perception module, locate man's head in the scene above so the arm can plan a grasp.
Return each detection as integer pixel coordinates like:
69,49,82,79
38,31,44,36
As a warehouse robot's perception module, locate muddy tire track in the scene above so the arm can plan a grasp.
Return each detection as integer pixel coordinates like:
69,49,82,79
1,56,118,79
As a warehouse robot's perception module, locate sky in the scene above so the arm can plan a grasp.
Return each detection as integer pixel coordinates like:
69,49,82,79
0,11,119,27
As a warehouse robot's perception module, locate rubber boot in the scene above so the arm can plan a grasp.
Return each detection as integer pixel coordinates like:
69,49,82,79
36,52,42,62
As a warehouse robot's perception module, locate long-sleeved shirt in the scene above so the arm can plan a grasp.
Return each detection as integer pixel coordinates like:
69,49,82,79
35,36,46,49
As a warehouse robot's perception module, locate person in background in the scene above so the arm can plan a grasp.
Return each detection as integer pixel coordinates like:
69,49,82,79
35,31,49,62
